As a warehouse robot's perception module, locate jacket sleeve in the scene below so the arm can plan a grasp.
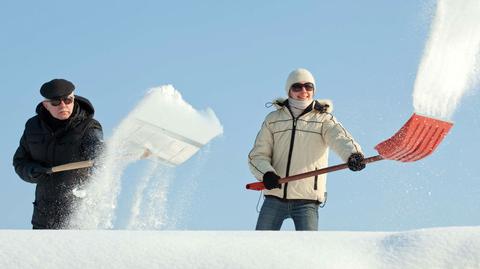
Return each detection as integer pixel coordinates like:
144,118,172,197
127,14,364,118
248,119,277,181
12,131,40,184
80,119,104,161
321,114,363,162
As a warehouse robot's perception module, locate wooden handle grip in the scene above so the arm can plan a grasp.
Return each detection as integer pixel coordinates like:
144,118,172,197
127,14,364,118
50,160,95,173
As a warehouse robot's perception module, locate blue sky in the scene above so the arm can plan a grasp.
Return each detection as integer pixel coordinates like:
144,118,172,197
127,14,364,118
1,0,479,230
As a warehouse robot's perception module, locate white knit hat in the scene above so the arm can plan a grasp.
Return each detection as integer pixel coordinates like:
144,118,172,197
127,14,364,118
285,68,316,96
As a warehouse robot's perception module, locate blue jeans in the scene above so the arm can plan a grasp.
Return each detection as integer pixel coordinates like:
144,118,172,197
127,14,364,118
255,196,319,231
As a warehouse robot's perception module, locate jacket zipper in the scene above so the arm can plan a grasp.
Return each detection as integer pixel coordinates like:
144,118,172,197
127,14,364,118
284,117,297,199
283,101,314,199
43,121,56,165
314,167,318,190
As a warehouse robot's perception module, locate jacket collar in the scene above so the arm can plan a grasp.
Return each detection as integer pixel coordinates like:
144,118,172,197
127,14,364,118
271,98,333,113
35,95,95,132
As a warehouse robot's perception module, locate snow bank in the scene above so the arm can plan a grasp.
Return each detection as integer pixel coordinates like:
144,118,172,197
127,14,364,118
1,227,479,269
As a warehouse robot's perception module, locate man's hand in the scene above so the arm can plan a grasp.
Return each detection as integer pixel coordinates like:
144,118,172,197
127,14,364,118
263,171,281,190
29,164,51,180
347,153,366,171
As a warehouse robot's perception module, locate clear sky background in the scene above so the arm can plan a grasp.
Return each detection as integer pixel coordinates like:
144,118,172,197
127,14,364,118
1,0,479,230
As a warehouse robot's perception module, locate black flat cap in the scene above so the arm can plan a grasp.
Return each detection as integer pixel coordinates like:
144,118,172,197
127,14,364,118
40,79,75,99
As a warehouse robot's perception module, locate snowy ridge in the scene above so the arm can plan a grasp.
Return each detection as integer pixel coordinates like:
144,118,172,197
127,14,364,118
0,226,479,269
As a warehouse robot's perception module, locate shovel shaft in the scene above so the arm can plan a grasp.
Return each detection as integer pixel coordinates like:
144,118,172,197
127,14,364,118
49,160,95,174
245,155,383,191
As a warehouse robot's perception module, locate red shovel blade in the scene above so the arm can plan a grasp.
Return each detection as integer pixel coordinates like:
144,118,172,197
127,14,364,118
374,113,453,162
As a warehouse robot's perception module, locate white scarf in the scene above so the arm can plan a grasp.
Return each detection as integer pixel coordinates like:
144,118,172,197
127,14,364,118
288,98,312,118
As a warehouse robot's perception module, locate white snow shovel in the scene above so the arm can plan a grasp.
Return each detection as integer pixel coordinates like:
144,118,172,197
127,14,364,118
47,85,223,173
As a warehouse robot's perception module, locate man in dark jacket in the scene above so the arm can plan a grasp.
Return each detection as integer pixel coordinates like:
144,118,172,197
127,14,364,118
13,79,103,229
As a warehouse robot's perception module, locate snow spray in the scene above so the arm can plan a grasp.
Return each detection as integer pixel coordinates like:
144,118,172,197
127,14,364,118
413,0,480,120
68,85,223,229
126,161,173,230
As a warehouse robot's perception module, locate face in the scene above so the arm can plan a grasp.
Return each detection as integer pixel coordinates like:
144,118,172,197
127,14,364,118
288,81,314,101
42,94,75,120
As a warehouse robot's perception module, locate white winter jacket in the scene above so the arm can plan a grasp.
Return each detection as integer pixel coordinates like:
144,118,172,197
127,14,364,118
248,99,363,203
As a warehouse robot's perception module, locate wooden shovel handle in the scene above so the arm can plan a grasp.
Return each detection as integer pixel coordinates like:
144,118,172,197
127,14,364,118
49,160,95,174
246,155,383,191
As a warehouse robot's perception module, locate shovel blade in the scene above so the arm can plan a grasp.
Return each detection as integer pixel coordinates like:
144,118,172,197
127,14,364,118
124,118,204,166
374,113,453,162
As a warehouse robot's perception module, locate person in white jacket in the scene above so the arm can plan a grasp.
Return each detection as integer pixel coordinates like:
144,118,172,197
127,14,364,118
248,68,366,231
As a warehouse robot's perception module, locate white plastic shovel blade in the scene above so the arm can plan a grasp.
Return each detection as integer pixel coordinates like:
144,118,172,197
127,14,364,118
126,118,204,166
119,85,223,166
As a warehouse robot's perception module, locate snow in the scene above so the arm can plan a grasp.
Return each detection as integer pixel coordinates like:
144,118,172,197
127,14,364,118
1,227,479,269
413,0,480,120
68,85,223,230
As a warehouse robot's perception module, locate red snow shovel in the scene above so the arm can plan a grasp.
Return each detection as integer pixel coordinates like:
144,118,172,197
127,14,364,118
246,113,453,191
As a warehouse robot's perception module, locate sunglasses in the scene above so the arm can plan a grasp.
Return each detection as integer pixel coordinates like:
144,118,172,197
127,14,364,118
47,96,74,106
290,82,314,92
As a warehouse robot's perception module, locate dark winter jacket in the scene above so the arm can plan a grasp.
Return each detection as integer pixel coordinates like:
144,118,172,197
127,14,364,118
13,96,103,229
